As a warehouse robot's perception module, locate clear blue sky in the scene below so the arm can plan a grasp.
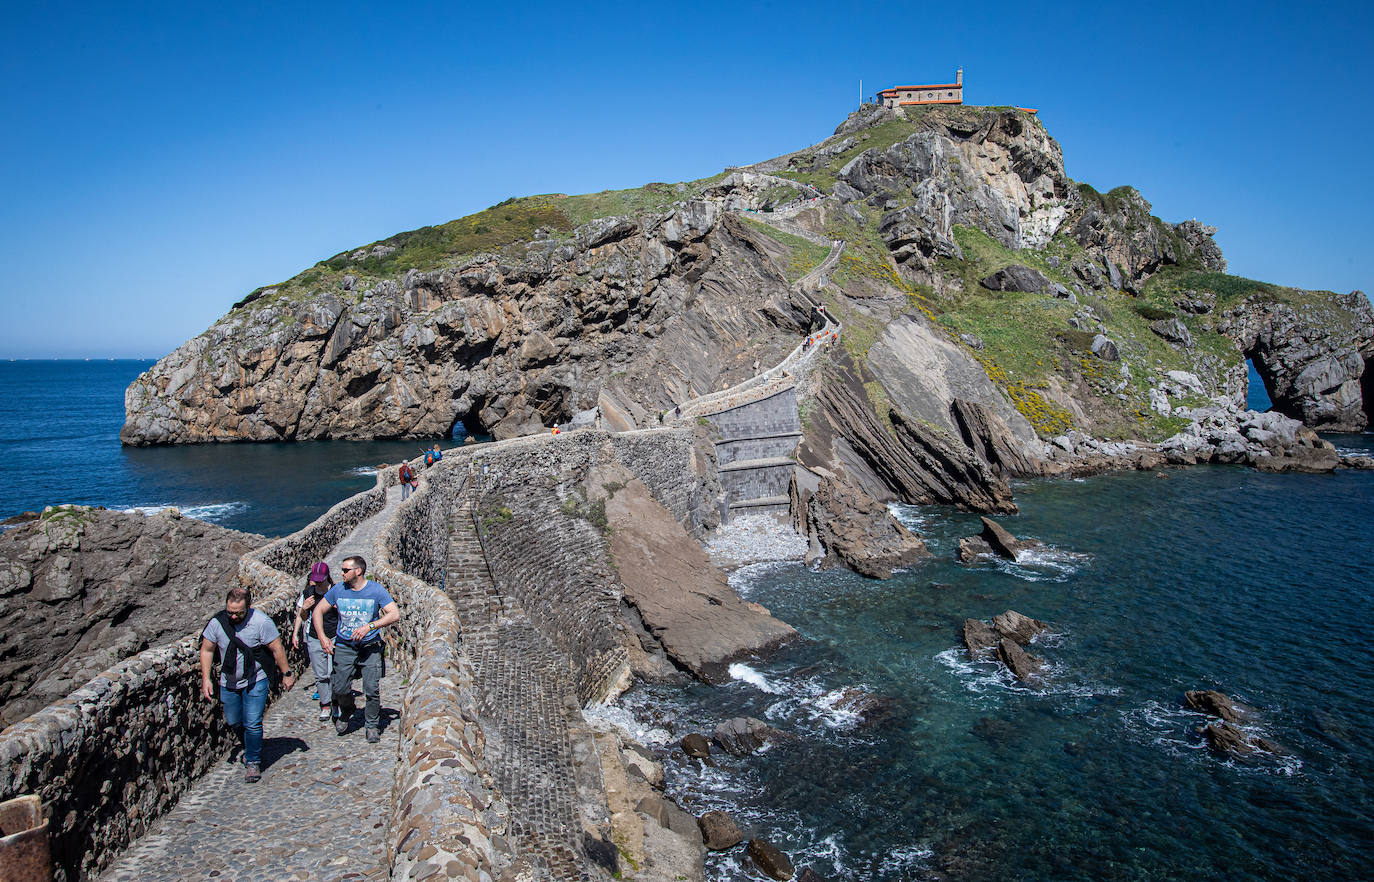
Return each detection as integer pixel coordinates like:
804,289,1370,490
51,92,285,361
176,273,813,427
2,0,1370,359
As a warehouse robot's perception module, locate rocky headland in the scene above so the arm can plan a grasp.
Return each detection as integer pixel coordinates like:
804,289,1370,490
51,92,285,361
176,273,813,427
120,106,1371,520
0,506,262,728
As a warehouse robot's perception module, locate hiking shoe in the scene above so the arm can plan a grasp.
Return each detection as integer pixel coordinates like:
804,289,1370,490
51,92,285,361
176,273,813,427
334,717,350,736
366,728,380,744
245,763,261,783
319,705,331,721
311,691,319,700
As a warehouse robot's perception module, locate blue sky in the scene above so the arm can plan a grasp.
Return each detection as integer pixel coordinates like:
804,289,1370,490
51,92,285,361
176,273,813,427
2,0,1371,359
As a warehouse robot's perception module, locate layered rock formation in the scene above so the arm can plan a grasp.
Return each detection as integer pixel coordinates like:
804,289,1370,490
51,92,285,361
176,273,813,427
123,102,1371,512
0,506,263,727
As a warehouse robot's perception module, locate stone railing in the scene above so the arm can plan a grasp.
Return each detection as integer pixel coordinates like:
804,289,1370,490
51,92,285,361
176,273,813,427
372,460,515,881
0,475,393,882
670,323,840,424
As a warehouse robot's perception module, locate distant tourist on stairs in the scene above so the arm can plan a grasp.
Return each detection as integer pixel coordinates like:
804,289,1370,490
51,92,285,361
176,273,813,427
398,461,417,500
291,562,337,722
200,586,295,783
424,443,443,467
313,555,399,743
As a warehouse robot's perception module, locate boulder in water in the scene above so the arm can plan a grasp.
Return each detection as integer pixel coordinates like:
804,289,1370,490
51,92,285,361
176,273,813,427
747,838,796,880
992,610,1049,645
1184,689,1242,723
997,638,1043,682
1200,721,1281,757
698,810,744,850
680,733,711,759
961,618,998,658
957,536,994,562
979,516,1029,559
713,716,788,756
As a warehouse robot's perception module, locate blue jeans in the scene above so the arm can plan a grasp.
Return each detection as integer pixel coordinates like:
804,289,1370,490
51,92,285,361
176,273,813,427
220,677,271,765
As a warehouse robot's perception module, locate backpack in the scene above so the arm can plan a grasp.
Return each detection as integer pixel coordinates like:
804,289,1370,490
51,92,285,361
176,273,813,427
424,450,435,466
212,610,280,690
399,462,413,483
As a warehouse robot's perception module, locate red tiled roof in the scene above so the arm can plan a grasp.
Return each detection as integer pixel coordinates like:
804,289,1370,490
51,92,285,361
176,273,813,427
878,83,962,94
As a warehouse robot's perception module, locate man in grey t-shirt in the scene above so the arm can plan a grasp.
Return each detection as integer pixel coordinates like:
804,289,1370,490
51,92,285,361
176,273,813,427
200,586,294,782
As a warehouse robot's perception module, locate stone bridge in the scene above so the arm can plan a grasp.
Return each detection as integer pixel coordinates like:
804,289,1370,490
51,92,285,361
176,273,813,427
0,247,840,878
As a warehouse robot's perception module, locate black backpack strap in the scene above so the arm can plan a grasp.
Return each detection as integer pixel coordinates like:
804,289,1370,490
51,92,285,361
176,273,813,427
214,610,260,690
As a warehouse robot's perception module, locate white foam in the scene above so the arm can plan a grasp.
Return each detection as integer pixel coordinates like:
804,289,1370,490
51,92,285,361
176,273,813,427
123,502,248,524
582,703,672,747
349,465,379,476
729,662,781,694
1120,700,1302,775
726,560,800,598
887,502,931,534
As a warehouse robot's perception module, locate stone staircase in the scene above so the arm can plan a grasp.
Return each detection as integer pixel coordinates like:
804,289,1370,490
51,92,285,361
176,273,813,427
444,500,598,882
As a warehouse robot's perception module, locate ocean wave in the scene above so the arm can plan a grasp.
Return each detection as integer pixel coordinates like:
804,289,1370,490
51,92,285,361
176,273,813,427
349,466,379,476
123,502,248,524
728,662,782,694
887,502,932,534
961,543,1091,582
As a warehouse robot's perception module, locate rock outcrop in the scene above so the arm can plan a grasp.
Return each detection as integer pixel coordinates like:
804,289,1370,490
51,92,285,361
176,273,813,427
598,465,797,683
1217,290,1374,431
0,506,263,727
803,476,929,579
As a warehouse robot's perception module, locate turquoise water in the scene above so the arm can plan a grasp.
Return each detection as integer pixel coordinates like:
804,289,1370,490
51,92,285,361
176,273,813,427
0,360,468,535
621,456,1374,880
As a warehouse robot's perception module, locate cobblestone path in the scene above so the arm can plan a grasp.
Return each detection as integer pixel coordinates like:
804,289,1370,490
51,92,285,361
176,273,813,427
446,501,595,881
99,487,405,882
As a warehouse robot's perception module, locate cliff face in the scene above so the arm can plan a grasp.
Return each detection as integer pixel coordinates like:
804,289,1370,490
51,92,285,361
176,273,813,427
123,104,1371,457
0,506,263,728
123,207,815,444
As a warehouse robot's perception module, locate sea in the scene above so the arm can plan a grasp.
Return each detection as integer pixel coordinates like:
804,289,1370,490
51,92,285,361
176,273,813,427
5,359,1373,880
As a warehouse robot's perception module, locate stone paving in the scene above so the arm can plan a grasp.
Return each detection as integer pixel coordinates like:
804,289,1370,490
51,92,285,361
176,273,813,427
98,487,405,882
446,500,596,881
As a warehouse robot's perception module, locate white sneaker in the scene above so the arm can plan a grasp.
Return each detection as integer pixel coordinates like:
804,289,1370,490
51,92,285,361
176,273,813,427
319,706,331,721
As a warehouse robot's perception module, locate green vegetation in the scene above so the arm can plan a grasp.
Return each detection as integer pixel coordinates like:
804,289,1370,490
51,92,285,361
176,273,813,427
229,173,735,313
478,502,514,531
772,117,920,192
924,225,1247,441
739,217,831,282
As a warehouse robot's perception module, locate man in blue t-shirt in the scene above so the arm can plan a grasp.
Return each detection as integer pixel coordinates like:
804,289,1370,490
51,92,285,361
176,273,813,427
313,555,399,742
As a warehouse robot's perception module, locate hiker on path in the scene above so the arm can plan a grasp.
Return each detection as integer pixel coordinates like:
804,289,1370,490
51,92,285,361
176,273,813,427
200,586,295,783
291,561,338,722
425,443,443,467
398,460,418,500
313,555,399,743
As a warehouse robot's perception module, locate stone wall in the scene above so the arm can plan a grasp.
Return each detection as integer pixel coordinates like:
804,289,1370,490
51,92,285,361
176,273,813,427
370,468,514,881
705,386,800,442
0,479,390,882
